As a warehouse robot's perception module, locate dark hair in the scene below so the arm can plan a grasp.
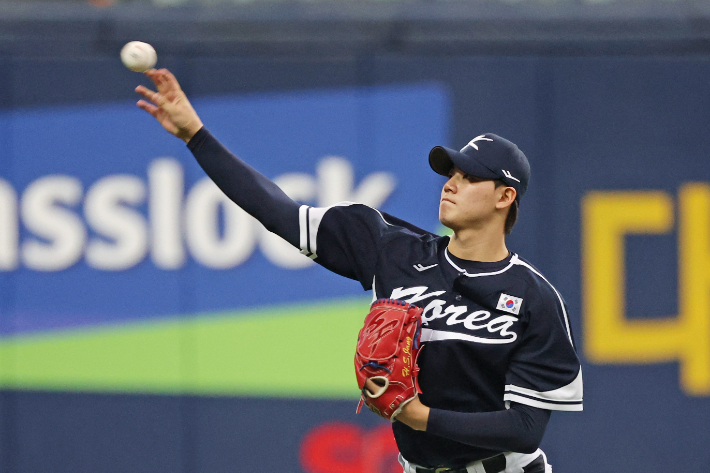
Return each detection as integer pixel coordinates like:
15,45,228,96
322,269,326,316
494,180,518,235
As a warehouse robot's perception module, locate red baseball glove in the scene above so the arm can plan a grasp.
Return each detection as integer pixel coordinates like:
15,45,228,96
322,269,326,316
355,298,423,421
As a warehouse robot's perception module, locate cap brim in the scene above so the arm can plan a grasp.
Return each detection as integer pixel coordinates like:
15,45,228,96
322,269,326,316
428,146,499,180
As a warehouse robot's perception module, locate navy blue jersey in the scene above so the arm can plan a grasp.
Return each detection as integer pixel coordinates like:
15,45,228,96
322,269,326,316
186,129,578,468
298,202,583,467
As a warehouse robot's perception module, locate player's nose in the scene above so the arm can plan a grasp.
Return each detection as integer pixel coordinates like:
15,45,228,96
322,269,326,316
443,175,457,193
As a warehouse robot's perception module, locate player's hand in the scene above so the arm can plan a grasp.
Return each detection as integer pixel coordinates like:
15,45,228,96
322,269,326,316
362,378,429,429
392,395,429,431
135,68,204,143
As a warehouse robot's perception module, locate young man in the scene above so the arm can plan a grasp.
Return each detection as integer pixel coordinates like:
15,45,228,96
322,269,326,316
136,69,582,473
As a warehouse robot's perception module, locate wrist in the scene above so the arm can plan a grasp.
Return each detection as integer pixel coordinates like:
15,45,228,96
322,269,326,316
396,397,430,431
181,121,204,144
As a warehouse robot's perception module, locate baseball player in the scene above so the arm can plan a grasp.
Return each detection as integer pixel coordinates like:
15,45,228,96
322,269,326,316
136,69,582,473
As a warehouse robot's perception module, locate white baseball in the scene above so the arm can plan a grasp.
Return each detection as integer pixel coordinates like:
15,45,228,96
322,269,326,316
120,41,157,73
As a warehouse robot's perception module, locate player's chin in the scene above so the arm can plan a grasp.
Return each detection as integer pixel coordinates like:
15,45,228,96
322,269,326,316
438,211,456,230
440,199,457,213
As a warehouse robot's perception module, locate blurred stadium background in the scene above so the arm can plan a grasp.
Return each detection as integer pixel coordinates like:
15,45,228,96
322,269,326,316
0,0,709,471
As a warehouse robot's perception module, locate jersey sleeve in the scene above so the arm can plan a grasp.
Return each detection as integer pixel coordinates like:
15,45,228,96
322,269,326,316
188,127,300,247
298,203,425,290
504,275,583,412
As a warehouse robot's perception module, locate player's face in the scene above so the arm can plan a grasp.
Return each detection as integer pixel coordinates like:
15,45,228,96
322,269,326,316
439,167,510,232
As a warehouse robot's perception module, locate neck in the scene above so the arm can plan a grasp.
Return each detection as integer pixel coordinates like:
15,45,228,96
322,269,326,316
447,225,509,262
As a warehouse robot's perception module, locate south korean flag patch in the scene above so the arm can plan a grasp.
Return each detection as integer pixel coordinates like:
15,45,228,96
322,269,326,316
497,293,523,316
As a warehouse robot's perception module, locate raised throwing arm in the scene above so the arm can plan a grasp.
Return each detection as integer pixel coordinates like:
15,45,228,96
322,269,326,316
135,68,300,247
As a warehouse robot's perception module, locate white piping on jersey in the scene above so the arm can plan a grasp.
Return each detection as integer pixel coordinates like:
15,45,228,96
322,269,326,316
505,368,583,406
504,393,581,412
298,202,394,259
444,248,519,278
298,202,354,259
371,275,378,303
444,247,574,348
371,207,396,227
512,258,575,348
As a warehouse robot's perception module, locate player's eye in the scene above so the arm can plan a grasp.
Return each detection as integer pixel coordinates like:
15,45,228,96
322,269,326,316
463,173,482,183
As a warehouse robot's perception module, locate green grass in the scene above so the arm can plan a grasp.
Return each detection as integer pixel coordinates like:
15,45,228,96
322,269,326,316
0,297,371,399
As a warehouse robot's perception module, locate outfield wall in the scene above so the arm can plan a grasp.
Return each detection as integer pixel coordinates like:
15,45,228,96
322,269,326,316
0,52,709,473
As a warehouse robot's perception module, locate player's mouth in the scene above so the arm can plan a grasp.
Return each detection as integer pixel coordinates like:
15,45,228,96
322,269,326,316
441,197,455,205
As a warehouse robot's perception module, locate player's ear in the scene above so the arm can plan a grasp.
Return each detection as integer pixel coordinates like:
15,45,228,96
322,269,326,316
496,186,516,210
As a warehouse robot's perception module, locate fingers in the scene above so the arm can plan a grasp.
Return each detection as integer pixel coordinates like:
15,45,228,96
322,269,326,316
135,84,166,105
136,100,159,117
134,68,197,140
144,68,181,94
153,70,170,94
144,69,166,91
135,85,157,102
136,69,183,107
135,85,170,110
162,69,182,91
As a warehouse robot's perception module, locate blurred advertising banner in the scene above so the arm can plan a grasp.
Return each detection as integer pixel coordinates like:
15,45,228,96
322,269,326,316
0,85,449,395
300,422,400,473
582,186,710,396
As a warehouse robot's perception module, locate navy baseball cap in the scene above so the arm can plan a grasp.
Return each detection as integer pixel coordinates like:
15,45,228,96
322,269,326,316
429,133,530,203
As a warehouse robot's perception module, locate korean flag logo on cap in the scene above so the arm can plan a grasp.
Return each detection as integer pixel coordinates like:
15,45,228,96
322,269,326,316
497,293,523,316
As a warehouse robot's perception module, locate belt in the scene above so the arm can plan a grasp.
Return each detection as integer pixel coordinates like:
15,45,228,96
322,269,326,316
414,453,506,473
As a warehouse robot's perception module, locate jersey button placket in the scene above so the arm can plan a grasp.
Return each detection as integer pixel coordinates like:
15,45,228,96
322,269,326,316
453,273,465,301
